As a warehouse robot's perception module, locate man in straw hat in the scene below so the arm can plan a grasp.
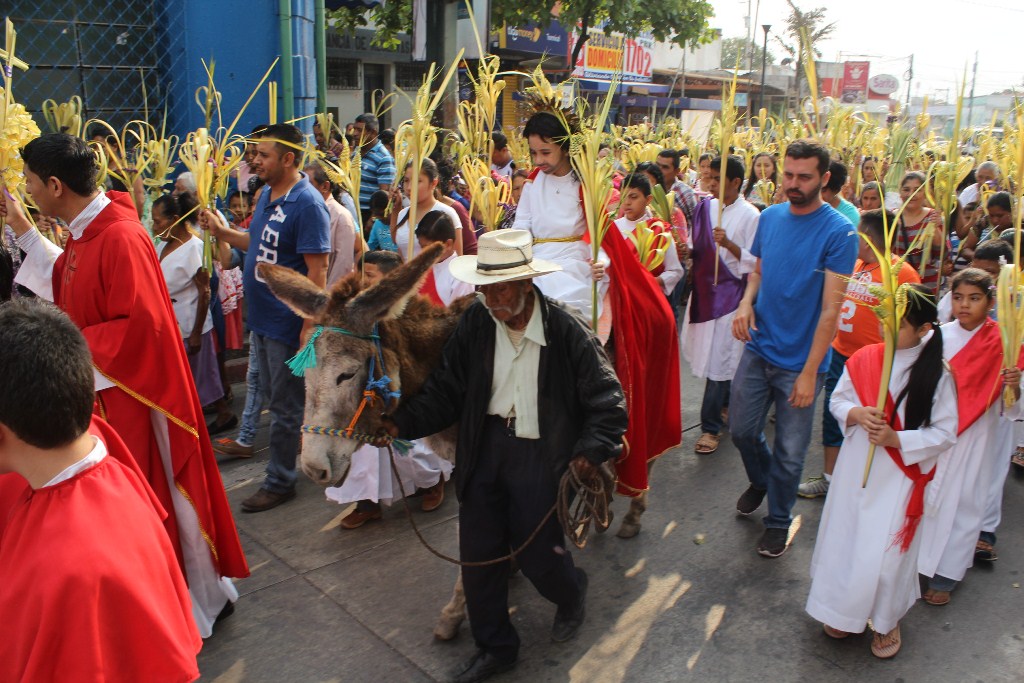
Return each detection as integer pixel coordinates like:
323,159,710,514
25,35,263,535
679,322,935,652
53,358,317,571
382,229,627,683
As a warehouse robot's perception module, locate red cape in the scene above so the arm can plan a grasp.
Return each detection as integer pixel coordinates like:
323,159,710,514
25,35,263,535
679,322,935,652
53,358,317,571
845,344,934,552
948,319,1020,435
0,420,201,682
601,227,682,495
52,191,248,579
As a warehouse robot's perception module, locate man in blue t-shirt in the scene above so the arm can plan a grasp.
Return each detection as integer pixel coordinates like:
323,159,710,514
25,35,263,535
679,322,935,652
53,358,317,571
203,123,331,512
730,139,858,558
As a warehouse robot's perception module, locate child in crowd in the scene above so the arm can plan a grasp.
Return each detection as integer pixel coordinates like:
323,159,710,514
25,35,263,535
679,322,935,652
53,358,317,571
800,210,921,498
807,286,957,659
918,268,1024,604
415,211,474,307
0,299,201,682
613,173,685,298
367,190,399,252
936,239,1010,322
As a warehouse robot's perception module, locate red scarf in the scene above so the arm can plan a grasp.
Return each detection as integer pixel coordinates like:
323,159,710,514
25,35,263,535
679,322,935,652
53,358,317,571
845,344,935,553
419,269,445,308
948,319,1015,435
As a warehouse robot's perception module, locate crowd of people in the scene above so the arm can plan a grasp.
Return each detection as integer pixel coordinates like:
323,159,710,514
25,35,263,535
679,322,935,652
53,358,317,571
0,99,1022,682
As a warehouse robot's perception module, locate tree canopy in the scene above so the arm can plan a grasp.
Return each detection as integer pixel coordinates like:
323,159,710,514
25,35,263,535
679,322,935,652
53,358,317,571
328,0,716,64
720,36,776,71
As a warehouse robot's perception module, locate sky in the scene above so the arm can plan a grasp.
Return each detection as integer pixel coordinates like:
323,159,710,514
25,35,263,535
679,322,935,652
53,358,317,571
709,0,1023,103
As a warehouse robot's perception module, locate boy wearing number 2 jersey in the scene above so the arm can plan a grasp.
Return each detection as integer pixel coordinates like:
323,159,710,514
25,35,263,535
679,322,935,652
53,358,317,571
799,210,921,499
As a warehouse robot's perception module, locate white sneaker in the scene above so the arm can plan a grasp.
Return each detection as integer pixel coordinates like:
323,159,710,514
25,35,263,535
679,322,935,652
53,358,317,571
798,475,829,499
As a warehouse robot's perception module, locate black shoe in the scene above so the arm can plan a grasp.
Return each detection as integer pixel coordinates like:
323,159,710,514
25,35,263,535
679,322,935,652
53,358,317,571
757,527,790,558
207,414,239,436
736,485,767,515
449,649,517,683
552,568,588,643
215,600,236,624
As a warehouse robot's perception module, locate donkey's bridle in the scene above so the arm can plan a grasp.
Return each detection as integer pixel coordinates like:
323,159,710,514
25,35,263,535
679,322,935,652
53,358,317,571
299,323,410,448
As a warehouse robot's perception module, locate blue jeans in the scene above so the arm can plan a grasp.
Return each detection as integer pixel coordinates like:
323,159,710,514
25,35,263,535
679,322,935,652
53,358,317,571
236,332,263,447
731,347,824,529
253,333,305,494
821,350,849,448
700,379,731,435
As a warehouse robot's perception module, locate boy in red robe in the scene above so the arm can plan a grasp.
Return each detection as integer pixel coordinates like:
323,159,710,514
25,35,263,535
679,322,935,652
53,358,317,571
0,299,201,682
0,134,248,636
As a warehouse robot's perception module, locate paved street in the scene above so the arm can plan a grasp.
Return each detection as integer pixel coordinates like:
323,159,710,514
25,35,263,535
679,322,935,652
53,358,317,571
199,371,1024,683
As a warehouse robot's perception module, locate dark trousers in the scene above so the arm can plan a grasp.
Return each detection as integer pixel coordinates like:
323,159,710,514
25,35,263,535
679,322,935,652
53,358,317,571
700,379,731,435
459,417,583,662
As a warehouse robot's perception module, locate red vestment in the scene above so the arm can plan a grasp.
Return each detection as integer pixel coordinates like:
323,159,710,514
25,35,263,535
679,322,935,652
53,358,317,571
845,344,934,552
947,319,1017,435
0,418,201,683
601,227,682,495
51,191,248,579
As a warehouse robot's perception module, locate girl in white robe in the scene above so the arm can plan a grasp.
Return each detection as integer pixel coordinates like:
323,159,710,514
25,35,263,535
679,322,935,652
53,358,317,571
807,288,957,659
513,112,606,321
918,268,1023,602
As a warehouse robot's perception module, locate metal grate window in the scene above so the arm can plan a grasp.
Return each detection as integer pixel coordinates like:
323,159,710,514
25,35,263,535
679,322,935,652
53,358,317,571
327,58,361,90
8,1,185,133
394,62,427,91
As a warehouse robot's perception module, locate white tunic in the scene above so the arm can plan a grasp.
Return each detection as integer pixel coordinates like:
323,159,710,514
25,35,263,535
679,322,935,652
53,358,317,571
434,252,474,306
325,442,452,507
512,170,606,320
394,200,461,261
680,197,760,381
917,321,1023,581
613,213,684,296
806,337,957,634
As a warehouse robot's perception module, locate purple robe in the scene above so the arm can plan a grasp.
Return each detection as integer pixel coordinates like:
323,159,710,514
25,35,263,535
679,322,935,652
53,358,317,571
688,198,746,324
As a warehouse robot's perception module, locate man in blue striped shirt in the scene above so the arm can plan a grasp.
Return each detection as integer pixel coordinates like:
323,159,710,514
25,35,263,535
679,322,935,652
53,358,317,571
352,113,396,228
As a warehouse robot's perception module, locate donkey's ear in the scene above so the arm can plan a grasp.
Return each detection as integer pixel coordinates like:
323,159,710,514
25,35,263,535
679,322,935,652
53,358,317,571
347,242,443,327
257,263,329,320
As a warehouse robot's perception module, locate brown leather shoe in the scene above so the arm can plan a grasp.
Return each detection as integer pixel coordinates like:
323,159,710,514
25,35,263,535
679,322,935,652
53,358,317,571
421,480,445,512
213,438,254,457
340,504,382,529
241,487,296,513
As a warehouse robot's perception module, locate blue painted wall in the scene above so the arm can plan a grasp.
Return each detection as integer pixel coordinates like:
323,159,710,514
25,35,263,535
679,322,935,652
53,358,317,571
162,0,317,137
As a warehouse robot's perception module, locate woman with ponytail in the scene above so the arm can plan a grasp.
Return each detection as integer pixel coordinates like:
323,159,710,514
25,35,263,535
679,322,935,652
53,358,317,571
918,268,1024,604
807,284,957,659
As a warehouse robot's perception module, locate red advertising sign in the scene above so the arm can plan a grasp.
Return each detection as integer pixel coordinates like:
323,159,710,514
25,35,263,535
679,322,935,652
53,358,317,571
841,61,869,104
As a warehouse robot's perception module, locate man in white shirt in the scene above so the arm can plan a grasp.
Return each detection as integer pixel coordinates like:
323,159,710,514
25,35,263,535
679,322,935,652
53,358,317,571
958,160,1000,207
384,230,627,683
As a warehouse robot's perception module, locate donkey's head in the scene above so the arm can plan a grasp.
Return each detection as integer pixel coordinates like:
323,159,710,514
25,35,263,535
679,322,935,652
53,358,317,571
257,244,442,485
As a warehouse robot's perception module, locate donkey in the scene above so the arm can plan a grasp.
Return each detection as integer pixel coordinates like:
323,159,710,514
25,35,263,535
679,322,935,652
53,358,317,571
257,243,470,638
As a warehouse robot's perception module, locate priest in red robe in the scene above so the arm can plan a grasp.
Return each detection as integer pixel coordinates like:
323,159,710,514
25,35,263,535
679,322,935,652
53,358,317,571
0,133,248,637
0,299,201,682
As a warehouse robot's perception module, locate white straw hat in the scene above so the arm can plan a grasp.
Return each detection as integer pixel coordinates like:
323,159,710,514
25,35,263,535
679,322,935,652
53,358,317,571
449,229,562,286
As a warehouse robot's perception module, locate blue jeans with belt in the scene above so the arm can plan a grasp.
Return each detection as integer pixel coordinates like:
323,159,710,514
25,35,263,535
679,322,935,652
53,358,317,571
730,347,824,529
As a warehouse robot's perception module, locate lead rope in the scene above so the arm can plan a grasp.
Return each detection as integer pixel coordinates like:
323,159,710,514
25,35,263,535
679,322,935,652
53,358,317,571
385,441,615,566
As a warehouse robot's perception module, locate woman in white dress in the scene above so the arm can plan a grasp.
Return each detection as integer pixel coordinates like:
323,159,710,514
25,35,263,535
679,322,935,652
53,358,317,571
512,112,606,320
806,287,957,659
152,193,233,430
390,158,462,261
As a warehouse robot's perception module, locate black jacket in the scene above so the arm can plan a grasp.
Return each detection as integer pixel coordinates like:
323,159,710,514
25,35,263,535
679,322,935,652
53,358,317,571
393,287,627,500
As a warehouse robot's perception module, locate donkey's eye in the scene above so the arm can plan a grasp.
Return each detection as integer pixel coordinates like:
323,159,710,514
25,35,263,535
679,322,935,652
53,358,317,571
336,371,356,385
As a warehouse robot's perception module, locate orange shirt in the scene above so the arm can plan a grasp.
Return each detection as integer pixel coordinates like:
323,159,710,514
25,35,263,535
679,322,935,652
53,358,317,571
833,258,921,358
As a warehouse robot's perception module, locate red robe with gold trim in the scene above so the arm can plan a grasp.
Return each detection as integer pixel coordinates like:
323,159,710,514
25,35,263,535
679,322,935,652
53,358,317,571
601,226,682,495
51,191,248,579
0,417,201,682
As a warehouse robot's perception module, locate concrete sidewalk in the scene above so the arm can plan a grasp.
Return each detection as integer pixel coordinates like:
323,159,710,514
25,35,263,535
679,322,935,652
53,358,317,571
198,384,1024,683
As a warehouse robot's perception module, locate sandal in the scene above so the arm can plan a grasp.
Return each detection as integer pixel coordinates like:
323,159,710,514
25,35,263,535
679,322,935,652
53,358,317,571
923,589,951,606
823,624,850,639
871,625,901,659
975,539,998,562
1012,448,1024,469
694,432,721,455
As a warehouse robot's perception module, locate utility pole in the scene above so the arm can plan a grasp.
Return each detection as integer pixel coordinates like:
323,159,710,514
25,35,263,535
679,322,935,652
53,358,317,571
904,54,913,111
967,52,979,128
